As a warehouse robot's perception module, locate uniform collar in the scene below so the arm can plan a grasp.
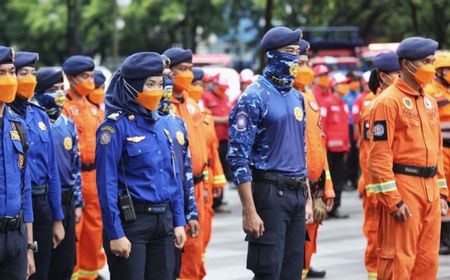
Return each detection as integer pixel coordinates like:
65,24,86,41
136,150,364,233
134,113,159,130
66,89,88,106
394,78,423,96
170,91,188,104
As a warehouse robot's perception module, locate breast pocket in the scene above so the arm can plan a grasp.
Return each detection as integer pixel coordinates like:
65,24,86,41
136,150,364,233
125,140,154,168
11,139,25,171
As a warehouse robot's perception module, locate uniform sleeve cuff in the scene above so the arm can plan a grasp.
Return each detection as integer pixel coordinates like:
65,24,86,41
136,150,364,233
174,215,186,228
53,211,65,221
186,214,198,221
107,227,125,241
23,213,33,223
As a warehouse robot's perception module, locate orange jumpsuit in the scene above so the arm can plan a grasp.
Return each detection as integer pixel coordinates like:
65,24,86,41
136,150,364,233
200,107,226,278
171,92,209,280
426,80,450,206
300,90,335,280
356,92,379,280
368,79,448,280
63,91,105,280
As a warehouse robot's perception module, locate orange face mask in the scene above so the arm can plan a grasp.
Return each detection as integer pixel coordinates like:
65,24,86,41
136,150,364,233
317,75,330,88
295,65,315,87
409,61,435,85
188,85,203,102
136,89,163,111
16,75,37,100
350,81,360,91
336,84,350,96
215,85,228,97
73,80,95,96
0,75,18,103
88,88,104,105
173,71,194,92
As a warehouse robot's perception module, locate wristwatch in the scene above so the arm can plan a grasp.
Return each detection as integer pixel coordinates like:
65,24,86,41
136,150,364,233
27,241,38,253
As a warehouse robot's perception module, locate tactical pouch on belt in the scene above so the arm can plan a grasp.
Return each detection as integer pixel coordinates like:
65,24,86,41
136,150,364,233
119,160,136,223
310,170,326,198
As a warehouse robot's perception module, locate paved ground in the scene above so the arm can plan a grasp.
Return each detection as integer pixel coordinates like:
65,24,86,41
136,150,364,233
205,187,450,280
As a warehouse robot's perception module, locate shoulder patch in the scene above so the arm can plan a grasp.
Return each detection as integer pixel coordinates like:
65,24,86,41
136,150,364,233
107,111,124,121
373,120,387,141
28,101,45,111
99,131,112,145
235,112,248,132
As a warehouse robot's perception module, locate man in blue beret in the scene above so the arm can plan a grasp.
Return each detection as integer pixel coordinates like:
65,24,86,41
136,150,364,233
163,47,208,280
0,46,36,278
368,36,448,279
227,26,312,279
34,68,83,280
62,55,106,279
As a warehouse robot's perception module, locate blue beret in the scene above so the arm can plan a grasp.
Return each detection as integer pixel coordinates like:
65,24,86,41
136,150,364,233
0,46,14,65
35,68,63,93
163,48,192,66
121,52,163,80
299,39,310,55
260,26,302,51
94,70,106,88
62,55,95,76
14,51,39,70
396,37,438,60
373,51,401,73
193,68,204,83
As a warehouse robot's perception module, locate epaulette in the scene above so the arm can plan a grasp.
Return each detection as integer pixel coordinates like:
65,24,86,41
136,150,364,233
28,101,45,111
106,111,124,121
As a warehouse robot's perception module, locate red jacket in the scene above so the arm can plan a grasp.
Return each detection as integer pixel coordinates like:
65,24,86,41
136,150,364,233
202,91,232,141
322,94,350,153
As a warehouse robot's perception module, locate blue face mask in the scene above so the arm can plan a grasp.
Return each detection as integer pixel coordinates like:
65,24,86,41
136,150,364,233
35,90,66,121
158,74,173,115
263,50,299,93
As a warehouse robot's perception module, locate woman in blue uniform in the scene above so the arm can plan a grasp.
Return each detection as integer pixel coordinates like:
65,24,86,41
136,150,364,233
95,52,186,280
9,51,65,280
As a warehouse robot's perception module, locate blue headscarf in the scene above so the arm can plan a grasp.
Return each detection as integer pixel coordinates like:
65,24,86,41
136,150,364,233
106,52,164,121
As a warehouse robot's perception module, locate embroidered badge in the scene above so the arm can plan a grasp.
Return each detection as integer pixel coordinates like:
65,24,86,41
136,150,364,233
126,136,146,143
100,125,116,133
70,106,79,115
373,120,388,141
309,101,318,112
10,130,20,141
176,131,185,145
402,97,413,110
294,106,304,121
289,63,299,77
235,112,248,132
54,93,65,106
100,132,111,145
63,137,73,150
38,121,47,131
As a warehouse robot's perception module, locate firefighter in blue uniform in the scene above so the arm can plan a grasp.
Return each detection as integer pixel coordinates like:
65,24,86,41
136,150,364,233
9,51,65,280
0,45,35,279
158,57,199,278
34,68,83,280
96,52,187,280
227,26,312,280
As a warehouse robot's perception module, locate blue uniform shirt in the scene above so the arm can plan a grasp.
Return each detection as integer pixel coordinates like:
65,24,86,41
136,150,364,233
0,106,33,222
227,76,307,185
51,115,83,208
343,90,359,124
23,104,64,221
163,114,198,222
96,112,185,240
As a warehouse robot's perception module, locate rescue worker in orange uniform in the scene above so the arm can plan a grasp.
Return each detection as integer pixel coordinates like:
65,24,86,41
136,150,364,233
368,37,449,280
322,76,350,219
61,56,105,280
312,65,332,108
163,47,208,280
189,68,226,278
425,51,450,255
87,70,106,110
358,51,400,280
294,39,335,280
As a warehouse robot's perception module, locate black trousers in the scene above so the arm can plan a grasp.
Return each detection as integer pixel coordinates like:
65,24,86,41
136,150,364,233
327,151,347,213
346,125,360,189
247,181,306,280
0,222,28,280
104,211,176,280
48,201,76,280
29,195,53,280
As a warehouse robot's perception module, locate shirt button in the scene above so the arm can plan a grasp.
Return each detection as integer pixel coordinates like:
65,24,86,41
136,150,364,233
160,169,163,173
278,190,284,196
138,149,142,153
158,150,161,155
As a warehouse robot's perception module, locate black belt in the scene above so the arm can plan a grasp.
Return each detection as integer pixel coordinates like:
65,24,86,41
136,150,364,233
132,201,168,214
393,163,437,178
443,139,450,148
193,173,205,184
32,184,48,196
0,213,22,233
62,190,73,204
82,163,96,172
253,171,306,190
